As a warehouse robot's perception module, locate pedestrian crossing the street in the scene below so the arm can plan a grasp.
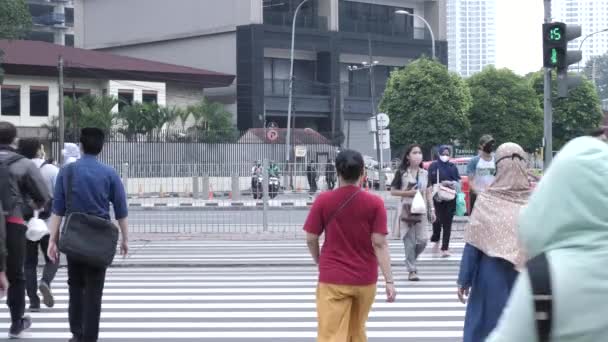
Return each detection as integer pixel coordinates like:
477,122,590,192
2,241,466,341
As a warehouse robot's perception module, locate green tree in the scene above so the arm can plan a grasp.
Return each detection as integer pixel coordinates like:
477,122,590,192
584,53,608,100
117,102,179,141
467,66,543,151
530,70,603,150
185,98,237,142
0,0,32,83
379,58,471,155
45,95,118,139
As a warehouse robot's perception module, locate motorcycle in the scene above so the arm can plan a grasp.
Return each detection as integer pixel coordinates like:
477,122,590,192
269,176,280,199
252,175,264,199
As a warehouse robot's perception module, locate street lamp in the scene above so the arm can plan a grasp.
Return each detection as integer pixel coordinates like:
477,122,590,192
576,28,608,72
285,0,309,167
395,9,435,60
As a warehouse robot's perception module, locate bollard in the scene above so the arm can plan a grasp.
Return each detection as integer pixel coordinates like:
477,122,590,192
202,174,209,200
121,163,129,197
192,176,200,199
231,174,240,201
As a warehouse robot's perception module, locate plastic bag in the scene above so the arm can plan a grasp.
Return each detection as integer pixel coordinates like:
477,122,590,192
411,191,427,214
26,211,49,242
456,193,467,217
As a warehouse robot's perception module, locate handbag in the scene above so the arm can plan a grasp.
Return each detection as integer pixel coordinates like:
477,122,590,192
411,191,427,214
401,171,424,223
26,211,49,242
433,169,456,202
58,165,119,268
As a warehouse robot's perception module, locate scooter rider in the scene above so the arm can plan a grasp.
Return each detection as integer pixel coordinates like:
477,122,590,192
268,161,280,178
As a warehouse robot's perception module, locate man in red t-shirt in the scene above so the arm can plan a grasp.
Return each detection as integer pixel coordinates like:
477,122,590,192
304,149,396,342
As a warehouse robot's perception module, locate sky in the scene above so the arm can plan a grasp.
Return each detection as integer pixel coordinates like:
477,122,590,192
495,0,544,75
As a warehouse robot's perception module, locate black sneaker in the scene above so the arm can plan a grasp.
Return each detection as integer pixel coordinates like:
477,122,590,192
38,281,54,308
8,316,32,339
28,303,40,313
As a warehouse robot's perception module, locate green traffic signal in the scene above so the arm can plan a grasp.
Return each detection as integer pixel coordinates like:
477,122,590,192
551,48,558,64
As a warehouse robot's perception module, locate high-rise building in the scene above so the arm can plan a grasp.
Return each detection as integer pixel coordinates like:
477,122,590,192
75,0,448,158
447,0,497,77
552,0,608,72
25,0,74,46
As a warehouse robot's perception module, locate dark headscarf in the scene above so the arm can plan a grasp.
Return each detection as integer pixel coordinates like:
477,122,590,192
428,145,460,185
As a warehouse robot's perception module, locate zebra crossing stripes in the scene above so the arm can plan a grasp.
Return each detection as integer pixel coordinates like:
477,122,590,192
114,240,465,266
3,241,466,341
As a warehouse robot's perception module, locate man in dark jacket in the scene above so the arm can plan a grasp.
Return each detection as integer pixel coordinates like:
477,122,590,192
0,122,50,338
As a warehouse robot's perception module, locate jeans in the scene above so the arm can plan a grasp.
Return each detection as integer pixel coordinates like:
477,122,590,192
5,223,27,323
67,257,107,342
25,234,58,305
402,222,428,273
431,199,457,251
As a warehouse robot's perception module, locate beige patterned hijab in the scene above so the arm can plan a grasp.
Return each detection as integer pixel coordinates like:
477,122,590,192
464,143,532,268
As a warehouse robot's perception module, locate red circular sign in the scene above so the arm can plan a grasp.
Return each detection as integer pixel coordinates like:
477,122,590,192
267,129,279,141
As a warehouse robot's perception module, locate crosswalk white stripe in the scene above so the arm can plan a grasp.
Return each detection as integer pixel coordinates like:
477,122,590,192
47,287,458,293
51,276,458,281
30,294,461,300
9,331,464,339
0,321,465,328
44,281,458,287
20,302,466,309
30,311,465,318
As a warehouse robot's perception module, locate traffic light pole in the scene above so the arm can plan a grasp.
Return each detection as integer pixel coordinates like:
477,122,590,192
543,0,553,170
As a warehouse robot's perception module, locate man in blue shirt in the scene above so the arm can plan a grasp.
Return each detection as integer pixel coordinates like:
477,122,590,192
47,128,128,342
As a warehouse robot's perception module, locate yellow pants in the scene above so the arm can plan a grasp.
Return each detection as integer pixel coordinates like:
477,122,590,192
316,282,377,342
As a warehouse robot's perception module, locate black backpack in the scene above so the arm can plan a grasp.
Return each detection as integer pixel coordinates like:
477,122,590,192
0,153,24,218
528,253,553,342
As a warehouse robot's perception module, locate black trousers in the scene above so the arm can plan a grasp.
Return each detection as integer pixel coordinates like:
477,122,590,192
470,192,478,214
67,257,107,342
25,234,59,304
5,223,27,323
326,176,335,190
430,199,457,251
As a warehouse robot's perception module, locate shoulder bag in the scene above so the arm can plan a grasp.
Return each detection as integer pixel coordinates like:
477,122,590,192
58,165,119,268
401,171,425,222
528,252,553,342
323,189,361,231
433,169,456,202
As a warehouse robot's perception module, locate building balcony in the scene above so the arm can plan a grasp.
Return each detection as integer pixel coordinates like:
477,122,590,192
33,12,65,26
264,79,330,96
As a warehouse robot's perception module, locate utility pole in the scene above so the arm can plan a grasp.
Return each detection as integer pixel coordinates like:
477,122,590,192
368,34,384,189
72,81,77,139
58,56,65,165
543,0,553,170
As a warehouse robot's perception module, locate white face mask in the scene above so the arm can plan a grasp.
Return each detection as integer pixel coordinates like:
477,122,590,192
410,154,423,165
440,155,450,163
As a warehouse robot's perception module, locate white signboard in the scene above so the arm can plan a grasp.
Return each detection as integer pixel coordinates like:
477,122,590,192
368,113,390,132
295,145,307,157
373,129,391,150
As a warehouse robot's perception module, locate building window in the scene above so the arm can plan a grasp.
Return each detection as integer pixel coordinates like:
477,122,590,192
30,86,49,117
142,91,158,104
339,1,414,37
65,34,74,47
64,88,91,100
264,0,321,29
118,90,134,111
1,85,20,116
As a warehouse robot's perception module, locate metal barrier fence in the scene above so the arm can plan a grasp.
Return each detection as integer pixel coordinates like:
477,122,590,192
116,160,407,235
119,162,393,200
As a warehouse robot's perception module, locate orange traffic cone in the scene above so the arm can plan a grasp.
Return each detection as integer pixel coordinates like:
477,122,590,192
208,185,214,200
228,192,232,200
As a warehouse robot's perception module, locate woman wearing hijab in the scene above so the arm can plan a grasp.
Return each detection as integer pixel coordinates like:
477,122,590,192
62,143,80,166
427,145,460,257
487,136,608,342
456,143,532,342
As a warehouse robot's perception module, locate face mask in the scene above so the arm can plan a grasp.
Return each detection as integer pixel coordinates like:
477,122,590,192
483,143,494,154
440,155,450,163
410,155,423,165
